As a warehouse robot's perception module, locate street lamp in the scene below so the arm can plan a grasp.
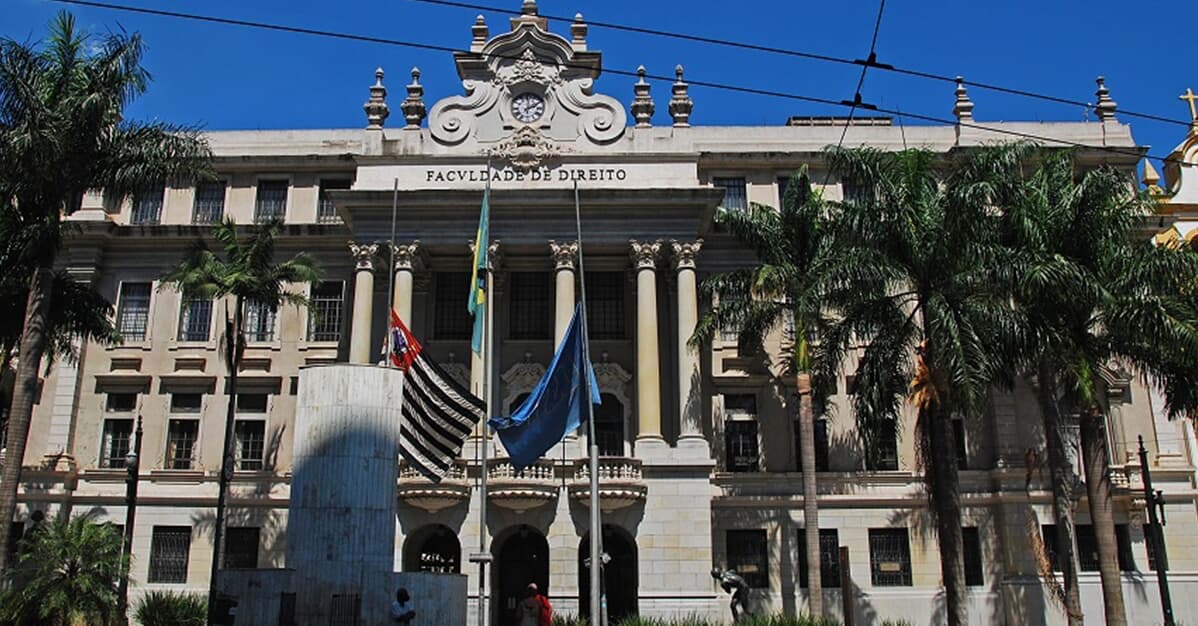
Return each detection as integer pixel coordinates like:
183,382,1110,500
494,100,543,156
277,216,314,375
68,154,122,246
117,416,143,626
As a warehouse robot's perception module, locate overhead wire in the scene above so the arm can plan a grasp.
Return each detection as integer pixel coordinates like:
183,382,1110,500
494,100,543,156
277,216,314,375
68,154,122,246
49,0,1183,165
827,0,887,184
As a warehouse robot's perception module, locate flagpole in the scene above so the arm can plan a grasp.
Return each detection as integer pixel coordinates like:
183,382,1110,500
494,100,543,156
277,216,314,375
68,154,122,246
385,178,399,366
477,160,494,626
573,179,603,626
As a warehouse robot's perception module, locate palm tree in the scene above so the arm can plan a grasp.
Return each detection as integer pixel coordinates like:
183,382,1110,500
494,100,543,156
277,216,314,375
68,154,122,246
0,512,125,626
692,167,833,617
1001,150,1198,626
160,217,319,624
0,12,212,576
816,146,1021,626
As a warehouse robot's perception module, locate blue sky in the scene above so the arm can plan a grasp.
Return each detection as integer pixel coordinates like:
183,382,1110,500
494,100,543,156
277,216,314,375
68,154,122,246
5,0,1195,175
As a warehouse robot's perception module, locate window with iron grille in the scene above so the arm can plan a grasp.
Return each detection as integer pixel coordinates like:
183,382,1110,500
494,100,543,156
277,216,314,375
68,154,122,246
100,418,133,469
234,420,266,470
148,526,191,583
1062,524,1135,572
329,594,361,626
713,177,747,211
869,528,912,586
178,298,212,342
794,416,829,472
595,394,624,456
318,180,351,223
244,299,277,342
131,187,164,225
224,526,260,568
509,272,551,340
117,282,152,341
193,181,226,224
726,529,768,589
433,272,472,340
584,272,625,339
724,395,758,472
963,527,984,586
953,417,968,470
254,180,288,223
867,419,899,471
165,419,199,470
798,528,840,589
307,281,344,342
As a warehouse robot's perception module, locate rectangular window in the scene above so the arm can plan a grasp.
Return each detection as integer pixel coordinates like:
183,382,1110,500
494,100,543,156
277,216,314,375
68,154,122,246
308,281,345,342
1072,524,1135,572
165,419,199,470
254,180,288,223
192,181,226,224
869,528,913,586
117,282,152,341
867,419,899,471
585,271,625,340
234,420,266,471
726,529,768,589
713,177,747,212
953,417,967,470
100,418,133,469
107,392,138,413
724,394,759,473
798,528,840,589
237,393,268,414
148,526,191,583
318,180,351,223
131,187,164,225
963,527,984,586
433,272,472,340
243,299,277,342
842,178,873,205
224,526,260,569
509,272,551,340
178,298,213,342
795,417,829,472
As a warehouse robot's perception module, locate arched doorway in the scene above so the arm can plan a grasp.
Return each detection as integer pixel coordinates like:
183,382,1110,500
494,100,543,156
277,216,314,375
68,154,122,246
402,524,461,573
493,525,549,626
579,525,638,622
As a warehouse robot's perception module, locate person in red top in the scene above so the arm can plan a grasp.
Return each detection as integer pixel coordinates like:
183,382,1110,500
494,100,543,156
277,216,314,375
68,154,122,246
518,583,552,626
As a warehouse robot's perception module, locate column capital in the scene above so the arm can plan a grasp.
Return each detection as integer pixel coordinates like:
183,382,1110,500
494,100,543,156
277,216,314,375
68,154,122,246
549,240,579,271
468,239,503,271
629,239,662,270
348,241,379,272
391,240,426,272
670,238,703,271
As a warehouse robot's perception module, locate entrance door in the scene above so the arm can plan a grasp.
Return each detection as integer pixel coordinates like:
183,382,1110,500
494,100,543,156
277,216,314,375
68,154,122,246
494,525,549,626
579,525,638,622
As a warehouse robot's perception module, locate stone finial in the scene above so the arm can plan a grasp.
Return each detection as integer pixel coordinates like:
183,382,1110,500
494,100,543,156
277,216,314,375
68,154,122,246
549,240,579,270
629,239,662,270
952,76,974,123
668,65,693,127
471,15,488,52
363,67,389,130
1094,76,1117,122
348,241,379,271
401,67,427,129
571,13,588,50
1142,160,1163,195
521,0,537,15
631,66,655,128
671,239,703,270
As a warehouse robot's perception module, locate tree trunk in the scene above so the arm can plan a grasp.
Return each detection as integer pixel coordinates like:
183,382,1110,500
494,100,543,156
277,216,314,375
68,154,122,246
206,296,243,626
0,266,55,577
1036,363,1084,625
927,398,968,626
797,372,822,617
1079,406,1127,626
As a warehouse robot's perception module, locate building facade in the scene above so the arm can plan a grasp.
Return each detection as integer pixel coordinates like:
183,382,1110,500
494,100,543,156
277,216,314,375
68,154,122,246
5,4,1198,625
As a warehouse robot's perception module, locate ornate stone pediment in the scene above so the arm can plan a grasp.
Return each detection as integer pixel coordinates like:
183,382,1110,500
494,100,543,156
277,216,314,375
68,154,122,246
427,3,627,168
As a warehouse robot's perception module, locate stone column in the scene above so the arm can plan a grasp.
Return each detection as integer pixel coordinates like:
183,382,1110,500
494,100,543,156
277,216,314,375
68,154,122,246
550,241,578,347
391,241,422,324
348,242,378,363
630,240,665,451
672,239,705,452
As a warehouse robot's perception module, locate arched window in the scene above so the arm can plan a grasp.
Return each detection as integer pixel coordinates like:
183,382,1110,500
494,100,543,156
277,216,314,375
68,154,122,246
402,525,461,574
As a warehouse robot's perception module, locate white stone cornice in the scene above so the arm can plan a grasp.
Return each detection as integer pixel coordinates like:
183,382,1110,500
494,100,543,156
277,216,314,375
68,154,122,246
671,238,703,271
549,240,578,271
629,239,662,270
348,241,379,272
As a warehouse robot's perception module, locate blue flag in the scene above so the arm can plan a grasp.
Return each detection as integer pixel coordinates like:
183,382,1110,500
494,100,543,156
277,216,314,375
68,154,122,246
489,303,601,470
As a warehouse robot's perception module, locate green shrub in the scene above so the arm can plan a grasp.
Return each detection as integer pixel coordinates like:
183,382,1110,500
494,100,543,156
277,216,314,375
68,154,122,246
134,590,207,626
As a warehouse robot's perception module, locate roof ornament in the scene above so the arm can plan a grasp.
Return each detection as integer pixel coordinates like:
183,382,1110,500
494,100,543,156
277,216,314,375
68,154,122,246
631,66,655,128
952,76,974,123
402,67,427,129
521,0,537,15
1180,87,1198,131
471,15,488,52
364,67,389,130
1094,76,1117,122
571,13,587,51
1141,159,1163,195
669,65,693,127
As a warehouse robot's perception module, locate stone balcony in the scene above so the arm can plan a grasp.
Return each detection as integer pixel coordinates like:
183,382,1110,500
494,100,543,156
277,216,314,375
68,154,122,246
397,461,471,513
487,459,559,513
567,457,647,512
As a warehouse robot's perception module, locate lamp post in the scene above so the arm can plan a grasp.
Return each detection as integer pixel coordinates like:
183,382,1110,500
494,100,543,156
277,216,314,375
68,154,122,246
117,416,143,626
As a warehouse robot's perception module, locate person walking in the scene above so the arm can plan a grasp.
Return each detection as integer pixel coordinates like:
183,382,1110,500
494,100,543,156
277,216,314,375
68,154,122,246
391,587,415,625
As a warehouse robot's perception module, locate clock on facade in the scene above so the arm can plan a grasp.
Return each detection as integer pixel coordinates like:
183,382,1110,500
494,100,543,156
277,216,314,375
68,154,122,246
511,92,545,123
